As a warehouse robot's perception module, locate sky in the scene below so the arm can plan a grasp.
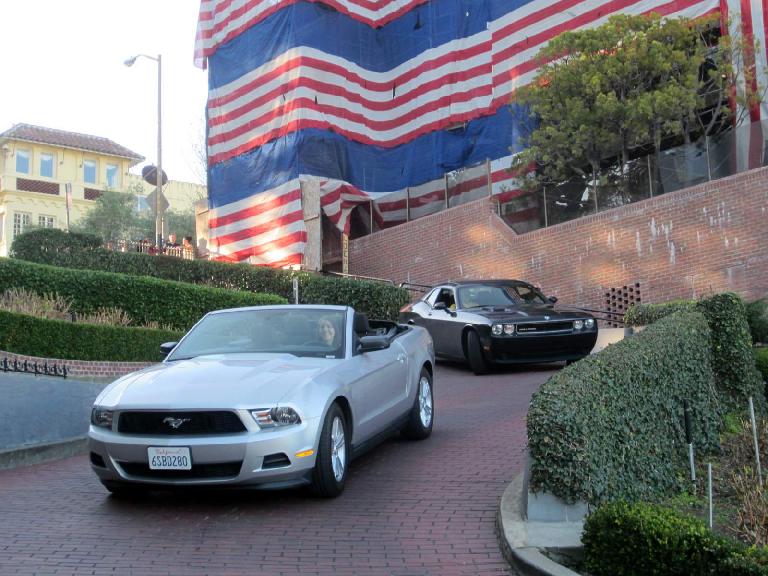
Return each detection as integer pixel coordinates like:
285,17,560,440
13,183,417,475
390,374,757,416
1,0,209,185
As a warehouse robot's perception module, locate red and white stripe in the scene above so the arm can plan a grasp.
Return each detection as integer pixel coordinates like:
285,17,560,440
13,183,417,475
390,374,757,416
195,0,430,68
207,179,307,266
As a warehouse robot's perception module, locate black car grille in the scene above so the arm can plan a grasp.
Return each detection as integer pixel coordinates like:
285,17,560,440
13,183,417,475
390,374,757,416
516,321,573,334
118,411,247,435
118,461,243,480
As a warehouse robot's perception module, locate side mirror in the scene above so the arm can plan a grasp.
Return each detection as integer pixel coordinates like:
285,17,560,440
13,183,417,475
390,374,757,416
548,296,558,304
358,335,390,353
433,302,447,311
160,342,178,357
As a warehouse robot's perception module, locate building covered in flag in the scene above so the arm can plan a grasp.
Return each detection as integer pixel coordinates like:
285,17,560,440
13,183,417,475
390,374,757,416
195,0,768,271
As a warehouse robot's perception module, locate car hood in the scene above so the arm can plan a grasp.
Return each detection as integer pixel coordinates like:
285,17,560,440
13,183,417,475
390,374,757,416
469,304,593,322
95,354,339,410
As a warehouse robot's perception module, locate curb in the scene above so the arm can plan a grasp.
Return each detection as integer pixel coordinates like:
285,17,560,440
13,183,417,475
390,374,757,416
0,437,88,471
497,473,582,576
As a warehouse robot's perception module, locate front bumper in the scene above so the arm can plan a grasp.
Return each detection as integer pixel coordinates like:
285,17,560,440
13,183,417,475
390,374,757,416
483,330,598,364
88,416,320,489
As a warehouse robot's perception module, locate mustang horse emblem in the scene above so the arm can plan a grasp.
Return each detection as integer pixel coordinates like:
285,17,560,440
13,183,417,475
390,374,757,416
163,417,191,429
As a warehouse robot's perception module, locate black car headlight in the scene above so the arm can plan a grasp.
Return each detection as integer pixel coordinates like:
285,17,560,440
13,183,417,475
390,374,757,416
585,318,595,329
91,407,114,429
574,320,584,330
251,407,302,429
492,323,515,336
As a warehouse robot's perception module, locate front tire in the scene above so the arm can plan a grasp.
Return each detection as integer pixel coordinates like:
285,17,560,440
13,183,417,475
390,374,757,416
310,404,348,498
467,330,491,375
402,367,434,440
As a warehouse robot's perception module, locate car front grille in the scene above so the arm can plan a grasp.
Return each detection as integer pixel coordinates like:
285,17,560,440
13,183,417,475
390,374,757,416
118,461,243,480
118,411,247,435
516,321,574,334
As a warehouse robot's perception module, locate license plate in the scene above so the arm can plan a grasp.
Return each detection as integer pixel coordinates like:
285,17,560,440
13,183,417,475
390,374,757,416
148,447,191,470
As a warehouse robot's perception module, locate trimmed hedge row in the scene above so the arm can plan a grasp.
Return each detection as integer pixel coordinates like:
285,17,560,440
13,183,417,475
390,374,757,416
11,228,410,320
0,258,287,331
527,311,720,505
583,501,768,576
625,294,764,413
756,348,768,383
0,309,182,362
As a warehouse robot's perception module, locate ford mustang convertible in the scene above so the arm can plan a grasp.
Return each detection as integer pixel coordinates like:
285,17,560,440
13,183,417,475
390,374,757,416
399,280,597,374
89,305,434,498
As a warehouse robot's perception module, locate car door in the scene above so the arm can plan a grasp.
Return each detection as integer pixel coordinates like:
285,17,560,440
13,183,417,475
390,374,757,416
348,338,409,444
422,287,464,359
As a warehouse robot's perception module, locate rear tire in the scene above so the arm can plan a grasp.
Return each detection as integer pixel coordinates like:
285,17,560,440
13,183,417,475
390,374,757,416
402,367,434,440
467,331,491,375
310,404,348,498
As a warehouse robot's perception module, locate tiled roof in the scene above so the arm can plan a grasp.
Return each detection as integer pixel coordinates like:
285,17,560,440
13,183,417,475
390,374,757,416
0,123,144,161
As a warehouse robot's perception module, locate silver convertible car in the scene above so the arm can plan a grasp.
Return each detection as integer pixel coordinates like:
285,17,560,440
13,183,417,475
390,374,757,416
89,305,435,498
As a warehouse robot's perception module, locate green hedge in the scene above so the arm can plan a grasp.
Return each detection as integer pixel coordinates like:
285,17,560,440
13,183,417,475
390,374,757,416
10,228,410,320
583,501,768,576
624,300,696,326
527,311,720,505
756,348,768,383
746,298,768,345
0,258,287,331
625,294,764,412
0,309,182,362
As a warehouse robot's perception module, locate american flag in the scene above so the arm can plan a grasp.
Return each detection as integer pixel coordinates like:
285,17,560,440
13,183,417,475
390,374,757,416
197,0,762,266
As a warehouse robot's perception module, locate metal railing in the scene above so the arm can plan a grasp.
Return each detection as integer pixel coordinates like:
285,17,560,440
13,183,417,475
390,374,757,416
1,357,68,378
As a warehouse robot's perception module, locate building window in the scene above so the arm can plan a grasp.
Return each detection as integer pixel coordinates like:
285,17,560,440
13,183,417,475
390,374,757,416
38,215,55,229
40,152,55,178
106,163,119,188
13,212,31,238
16,150,30,174
84,159,97,184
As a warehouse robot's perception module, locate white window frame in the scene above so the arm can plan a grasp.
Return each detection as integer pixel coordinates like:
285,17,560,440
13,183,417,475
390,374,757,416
13,212,31,238
38,215,55,229
106,163,120,188
39,152,55,178
16,149,30,174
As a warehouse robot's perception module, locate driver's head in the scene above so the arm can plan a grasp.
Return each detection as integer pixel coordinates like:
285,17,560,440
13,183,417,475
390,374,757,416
318,317,336,345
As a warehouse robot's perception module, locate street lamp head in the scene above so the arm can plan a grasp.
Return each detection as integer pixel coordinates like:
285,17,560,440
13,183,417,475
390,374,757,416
124,56,138,67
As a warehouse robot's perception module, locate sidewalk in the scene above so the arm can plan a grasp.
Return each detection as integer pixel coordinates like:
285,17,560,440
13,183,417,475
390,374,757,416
0,372,110,469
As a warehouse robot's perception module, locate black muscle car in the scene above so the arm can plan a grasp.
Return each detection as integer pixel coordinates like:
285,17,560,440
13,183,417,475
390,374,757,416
399,280,598,374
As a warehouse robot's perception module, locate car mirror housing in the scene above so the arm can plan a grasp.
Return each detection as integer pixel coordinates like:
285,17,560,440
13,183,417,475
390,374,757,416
433,302,447,311
548,296,558,304
160,342,178,357
358,335,390,353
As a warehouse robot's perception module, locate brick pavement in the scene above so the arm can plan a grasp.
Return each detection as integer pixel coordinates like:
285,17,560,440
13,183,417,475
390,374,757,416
0,363,553,576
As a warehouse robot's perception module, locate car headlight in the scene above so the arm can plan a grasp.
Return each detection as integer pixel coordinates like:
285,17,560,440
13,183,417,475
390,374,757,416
585,318,595,329
573,320,584,330
251,407,302,429
91,407,114,429
492,324,503,336
503,324,515,335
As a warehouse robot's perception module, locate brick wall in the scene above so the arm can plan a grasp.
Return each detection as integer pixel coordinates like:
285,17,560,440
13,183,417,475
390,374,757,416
350,167,768,310
0,350,154,379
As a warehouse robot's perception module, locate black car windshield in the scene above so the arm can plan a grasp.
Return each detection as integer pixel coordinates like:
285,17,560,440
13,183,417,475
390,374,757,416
167,309,346,360
457,284,547,308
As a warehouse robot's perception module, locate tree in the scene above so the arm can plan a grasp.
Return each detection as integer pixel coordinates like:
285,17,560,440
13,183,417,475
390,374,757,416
74,185,145,244
511,13,762,201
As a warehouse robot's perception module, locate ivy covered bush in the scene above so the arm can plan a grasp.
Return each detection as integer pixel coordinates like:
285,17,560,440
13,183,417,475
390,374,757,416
746,298,768,345
0,258,286,331
527,311,719,505
755,348,768,384
583,501,768,576
624,299,696,327
0,310,181,362
10,228,410,320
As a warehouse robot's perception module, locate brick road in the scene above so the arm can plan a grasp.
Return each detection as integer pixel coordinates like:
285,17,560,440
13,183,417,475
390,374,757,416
0,363,554,576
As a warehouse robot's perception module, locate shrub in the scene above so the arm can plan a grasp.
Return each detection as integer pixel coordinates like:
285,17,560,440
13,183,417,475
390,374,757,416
583,501,768,576
527,311,720,505
0,258,287,331
756,348,768,384
10,228,409,320
0,309,181,362
624,300,696,326
746,299,768,345
698,293,765,414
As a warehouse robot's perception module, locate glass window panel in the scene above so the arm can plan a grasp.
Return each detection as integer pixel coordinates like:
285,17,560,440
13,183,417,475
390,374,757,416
16,150,30,174
38,215,55,228
40,153,54,178
84,160,97,184
106,164,119,188
13,212,31,238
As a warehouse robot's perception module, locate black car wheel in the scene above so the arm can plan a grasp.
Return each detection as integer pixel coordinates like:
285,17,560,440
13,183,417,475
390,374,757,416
401,367,434,440
467,330,491,375
310,403,348,498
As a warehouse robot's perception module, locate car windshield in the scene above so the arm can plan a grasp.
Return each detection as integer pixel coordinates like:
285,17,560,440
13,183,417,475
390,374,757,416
457,284,547,308
167,309,346,361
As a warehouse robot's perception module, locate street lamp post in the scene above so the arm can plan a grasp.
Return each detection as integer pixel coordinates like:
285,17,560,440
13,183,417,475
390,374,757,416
125,53,163,248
